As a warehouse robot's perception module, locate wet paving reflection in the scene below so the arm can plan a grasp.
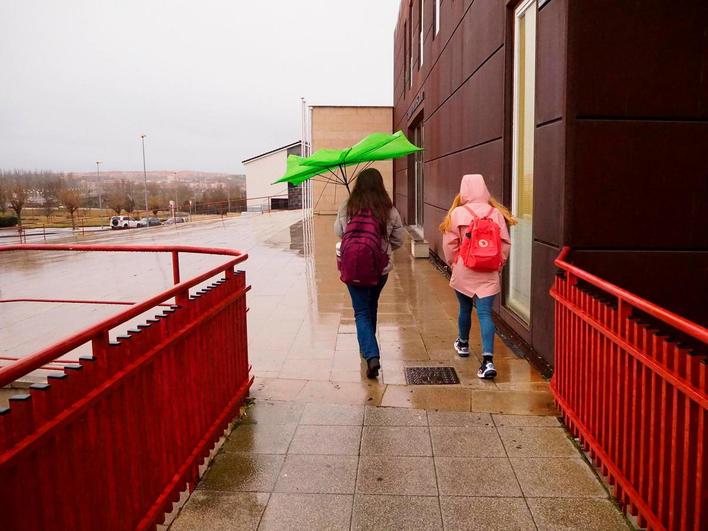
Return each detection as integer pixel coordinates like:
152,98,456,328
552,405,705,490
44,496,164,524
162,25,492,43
1,211,555,415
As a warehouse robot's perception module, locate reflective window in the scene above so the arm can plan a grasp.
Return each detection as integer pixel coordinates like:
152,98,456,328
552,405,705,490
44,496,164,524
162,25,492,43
506,0,536,323
419,0,424,67
434,0,440,36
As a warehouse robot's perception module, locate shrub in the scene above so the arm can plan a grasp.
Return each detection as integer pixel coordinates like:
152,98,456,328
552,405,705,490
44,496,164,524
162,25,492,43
0,215,18,227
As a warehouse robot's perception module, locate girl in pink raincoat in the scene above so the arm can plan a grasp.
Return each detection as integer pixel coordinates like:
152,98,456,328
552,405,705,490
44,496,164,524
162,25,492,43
439,174,515,379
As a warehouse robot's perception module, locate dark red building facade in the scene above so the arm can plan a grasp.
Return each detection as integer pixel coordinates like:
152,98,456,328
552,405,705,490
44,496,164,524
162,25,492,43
393,0,708,366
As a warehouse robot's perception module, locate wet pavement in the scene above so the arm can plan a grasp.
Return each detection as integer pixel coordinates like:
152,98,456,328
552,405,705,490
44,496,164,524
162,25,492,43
0,211,628,528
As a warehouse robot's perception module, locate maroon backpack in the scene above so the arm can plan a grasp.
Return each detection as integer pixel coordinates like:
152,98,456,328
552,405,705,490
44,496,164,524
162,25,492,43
338,210,389,286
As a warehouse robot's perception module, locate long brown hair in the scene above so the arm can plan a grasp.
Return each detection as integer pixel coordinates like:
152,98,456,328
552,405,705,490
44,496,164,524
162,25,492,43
347,168,393,234
438,194,517,233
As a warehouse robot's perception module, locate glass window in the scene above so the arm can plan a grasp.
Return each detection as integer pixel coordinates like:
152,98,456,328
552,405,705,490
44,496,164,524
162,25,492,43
434,0,440,36
408,3,413,88
505,0,536,323
404,20,410,90
419,0,424,67
413,122,424,228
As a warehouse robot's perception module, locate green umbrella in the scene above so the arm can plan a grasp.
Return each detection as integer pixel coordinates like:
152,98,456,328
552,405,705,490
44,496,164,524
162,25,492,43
274,130,422,193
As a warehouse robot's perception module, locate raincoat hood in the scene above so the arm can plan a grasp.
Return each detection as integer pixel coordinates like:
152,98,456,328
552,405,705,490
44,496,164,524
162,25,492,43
460,174,491,204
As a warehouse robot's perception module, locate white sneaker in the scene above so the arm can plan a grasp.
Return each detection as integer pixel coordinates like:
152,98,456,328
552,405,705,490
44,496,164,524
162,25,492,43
454,338,470,357
477,355,497,379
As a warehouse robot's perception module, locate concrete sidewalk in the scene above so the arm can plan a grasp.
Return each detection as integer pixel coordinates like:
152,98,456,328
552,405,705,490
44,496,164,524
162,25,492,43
169,214,629,530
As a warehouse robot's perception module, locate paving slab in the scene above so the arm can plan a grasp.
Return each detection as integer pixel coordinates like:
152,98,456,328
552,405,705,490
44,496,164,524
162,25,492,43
469,389,557,416
287,425,362,455
273,454,358,494
197,453,284,493
299,403,364,425
169,491,269,531
427,410,494,427
430,427,506,457
222,423,297,455
363,405,427,426
510,458,607,498
257,493,352,531
492,414,561,427
440,496,536,531
498,427,578,458
241,401,304,425
526,497,630,530
351,495,442,531
435,457,522,497
360,426,433,456
381,385,471,411
356,456,438,496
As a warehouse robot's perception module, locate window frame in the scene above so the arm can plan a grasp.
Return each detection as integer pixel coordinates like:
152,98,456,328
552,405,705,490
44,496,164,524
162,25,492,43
419,0,424,68
505,0,537,324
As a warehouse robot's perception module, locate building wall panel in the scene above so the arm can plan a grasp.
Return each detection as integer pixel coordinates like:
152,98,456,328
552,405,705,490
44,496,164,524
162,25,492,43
569,120,708,249
536,0,567,124
533,120,564,246
531,240,561,365
570,0,708,120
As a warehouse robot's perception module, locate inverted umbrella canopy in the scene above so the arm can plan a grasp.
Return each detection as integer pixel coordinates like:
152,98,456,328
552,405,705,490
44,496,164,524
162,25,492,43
274,131,422,192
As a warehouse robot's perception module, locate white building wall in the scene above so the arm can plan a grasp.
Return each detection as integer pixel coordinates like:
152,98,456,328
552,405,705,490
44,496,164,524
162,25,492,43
243,150,290,211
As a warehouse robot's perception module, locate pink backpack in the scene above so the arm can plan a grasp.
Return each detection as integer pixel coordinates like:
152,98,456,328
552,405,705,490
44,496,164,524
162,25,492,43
459,205,502,272
339,210,389,286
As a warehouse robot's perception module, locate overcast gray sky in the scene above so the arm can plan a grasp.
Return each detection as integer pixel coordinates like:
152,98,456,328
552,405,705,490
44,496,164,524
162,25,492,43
0,0,400,174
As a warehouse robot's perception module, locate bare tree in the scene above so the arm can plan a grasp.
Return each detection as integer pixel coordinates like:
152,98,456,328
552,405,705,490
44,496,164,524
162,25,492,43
39,177,61,223
148,195,162,216
125,194,136,214
0,176,7,214
9,182,28,226
58,188,81,230
105,181,128,215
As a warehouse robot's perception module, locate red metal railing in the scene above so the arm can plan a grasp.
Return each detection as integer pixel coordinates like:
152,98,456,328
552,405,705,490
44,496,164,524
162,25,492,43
0,244,252,531
551,247,707,531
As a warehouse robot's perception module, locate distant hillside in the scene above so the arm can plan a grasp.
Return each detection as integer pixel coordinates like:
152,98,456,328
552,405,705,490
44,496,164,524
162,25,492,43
78,170,243,182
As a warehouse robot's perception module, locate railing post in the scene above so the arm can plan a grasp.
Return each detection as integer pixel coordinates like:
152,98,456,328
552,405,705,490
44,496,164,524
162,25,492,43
171,251,189,305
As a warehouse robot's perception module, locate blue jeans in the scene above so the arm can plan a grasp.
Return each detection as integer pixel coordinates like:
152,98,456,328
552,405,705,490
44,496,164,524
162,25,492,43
455,291,496,355
346,275,388,360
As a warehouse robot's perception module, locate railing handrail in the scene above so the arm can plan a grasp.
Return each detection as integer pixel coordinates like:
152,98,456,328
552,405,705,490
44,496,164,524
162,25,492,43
0,244,248,387
555,246,708,344
0,243,245,257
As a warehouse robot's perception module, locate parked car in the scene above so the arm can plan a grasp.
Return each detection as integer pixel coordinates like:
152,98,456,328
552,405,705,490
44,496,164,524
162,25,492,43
164,217,186,225
137,217,161,227
110,216,139,229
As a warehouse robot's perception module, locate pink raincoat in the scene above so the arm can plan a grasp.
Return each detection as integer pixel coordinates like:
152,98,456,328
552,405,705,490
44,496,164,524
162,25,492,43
442,174,511,299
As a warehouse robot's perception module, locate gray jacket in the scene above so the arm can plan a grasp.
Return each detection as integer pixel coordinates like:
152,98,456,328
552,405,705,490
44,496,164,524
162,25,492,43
334,202,405,275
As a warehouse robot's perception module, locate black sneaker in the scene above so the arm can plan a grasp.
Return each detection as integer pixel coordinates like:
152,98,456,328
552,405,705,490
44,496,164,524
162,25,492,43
454,338,470,357
366,357,380,379
477,355,496,379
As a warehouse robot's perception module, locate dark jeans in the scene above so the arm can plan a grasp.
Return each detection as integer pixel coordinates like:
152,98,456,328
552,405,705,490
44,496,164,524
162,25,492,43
346,274,389,360
455,290,496,355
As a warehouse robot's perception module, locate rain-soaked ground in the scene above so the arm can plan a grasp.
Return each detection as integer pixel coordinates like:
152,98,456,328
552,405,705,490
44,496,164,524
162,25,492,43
0,212,306,371
0,211,629,529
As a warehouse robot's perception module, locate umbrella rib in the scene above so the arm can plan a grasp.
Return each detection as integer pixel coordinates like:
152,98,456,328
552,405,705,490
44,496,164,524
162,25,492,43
313,176,330,211
314,172,339,185
326,167,343,184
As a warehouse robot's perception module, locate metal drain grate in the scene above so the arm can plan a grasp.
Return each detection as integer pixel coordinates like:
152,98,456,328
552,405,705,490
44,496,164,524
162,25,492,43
404,366,460,385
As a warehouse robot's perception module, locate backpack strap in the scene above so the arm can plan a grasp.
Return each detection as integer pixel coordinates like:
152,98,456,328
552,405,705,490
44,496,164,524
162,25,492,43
462,204,479,220
485,205,495,218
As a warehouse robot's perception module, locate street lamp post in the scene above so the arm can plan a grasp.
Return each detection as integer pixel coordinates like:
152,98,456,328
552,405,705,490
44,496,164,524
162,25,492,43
174,172,179,220
140,134,149,215
96,161,102,211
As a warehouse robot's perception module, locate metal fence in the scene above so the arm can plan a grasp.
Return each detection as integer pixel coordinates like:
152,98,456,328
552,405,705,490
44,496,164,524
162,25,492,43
0,244,252,530
551,247,707,531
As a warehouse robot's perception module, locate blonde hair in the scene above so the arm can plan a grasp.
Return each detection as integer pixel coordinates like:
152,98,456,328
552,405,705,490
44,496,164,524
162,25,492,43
438,194,517,233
